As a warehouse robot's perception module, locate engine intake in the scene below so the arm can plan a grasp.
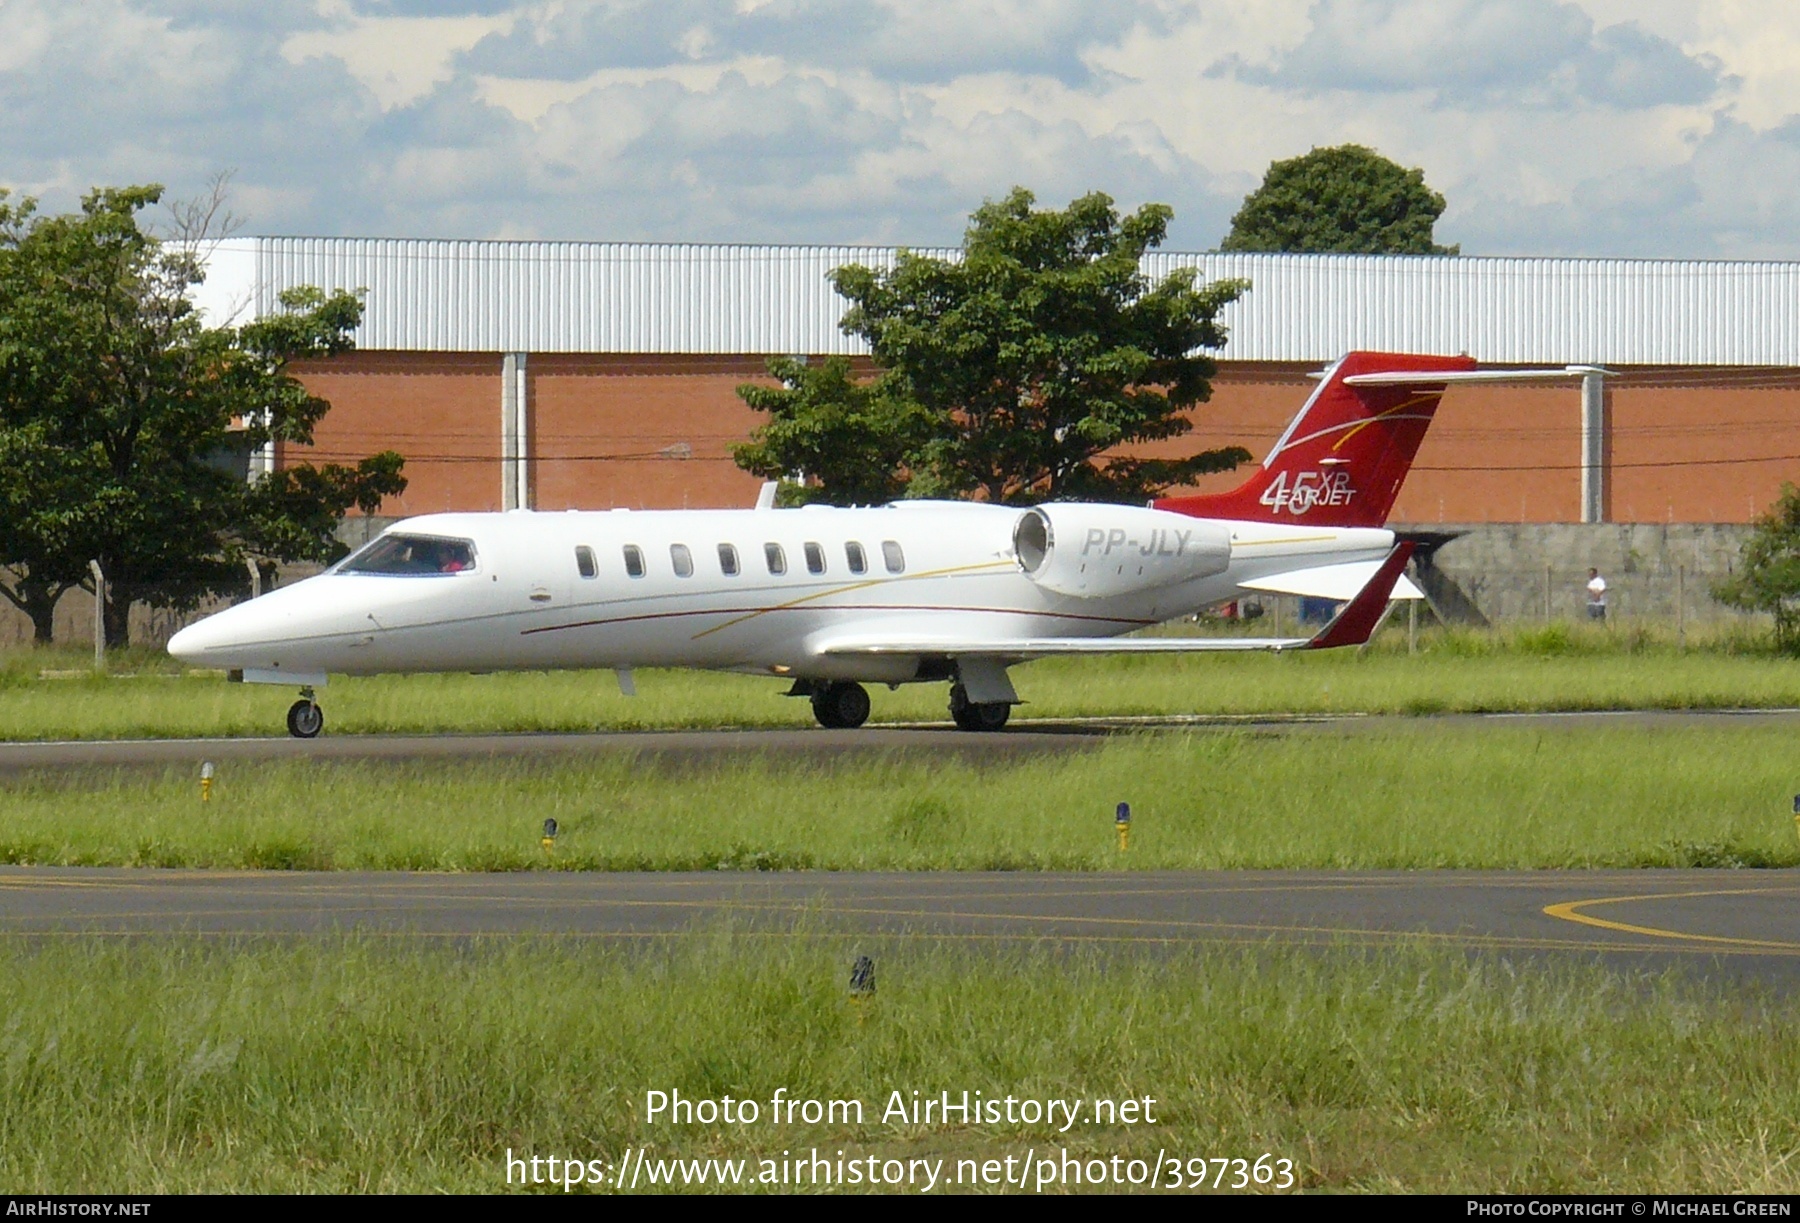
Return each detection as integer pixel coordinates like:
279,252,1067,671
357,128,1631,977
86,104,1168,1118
1013,504,1231,599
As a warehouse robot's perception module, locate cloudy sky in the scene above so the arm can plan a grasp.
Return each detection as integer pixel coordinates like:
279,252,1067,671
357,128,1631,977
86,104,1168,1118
4,0,1799,257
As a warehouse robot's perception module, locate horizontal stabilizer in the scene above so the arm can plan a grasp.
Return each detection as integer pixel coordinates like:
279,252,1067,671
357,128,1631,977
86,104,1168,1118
1242,560,1422,602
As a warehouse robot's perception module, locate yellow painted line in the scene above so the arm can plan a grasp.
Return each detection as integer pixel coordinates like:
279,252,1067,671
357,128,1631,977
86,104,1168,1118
0,873,254,891
1230,535,1340,549
1542,887,1800,951
689,560,1016,640
0,876,1574,912
0,925,1705,955
1331,393,1439,451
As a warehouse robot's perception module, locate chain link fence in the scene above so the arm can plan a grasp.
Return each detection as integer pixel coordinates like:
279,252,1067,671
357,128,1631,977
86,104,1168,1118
0,566,327,651
1426,562,1746,625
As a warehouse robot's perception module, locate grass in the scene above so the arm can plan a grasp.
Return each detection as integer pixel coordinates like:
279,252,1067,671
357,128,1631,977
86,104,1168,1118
7,627,1793,1196
2,936,1798,1193
5,725,1797,871
3,620,1800,741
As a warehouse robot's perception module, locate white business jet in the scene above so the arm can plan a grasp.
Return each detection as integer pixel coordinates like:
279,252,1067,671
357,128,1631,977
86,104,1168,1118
168,351,1573,737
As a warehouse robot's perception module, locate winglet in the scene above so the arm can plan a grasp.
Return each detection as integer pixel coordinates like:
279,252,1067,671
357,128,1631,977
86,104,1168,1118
1301,542,1415,650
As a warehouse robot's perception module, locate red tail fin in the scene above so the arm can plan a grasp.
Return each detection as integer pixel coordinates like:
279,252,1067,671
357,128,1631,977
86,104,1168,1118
1153,351,1476,527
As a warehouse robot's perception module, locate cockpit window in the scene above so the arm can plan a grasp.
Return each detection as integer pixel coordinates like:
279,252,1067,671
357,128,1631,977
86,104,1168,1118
340,534,477,576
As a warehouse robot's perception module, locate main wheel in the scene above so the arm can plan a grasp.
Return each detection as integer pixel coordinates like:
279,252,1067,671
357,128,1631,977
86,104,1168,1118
948,684,1010,732
810,682,871,729
286,699,324,739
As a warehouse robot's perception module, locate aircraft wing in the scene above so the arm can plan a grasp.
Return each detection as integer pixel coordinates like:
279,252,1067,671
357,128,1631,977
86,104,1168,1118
1241,559,1423,602
821,635,1314,657
818,542,1415,659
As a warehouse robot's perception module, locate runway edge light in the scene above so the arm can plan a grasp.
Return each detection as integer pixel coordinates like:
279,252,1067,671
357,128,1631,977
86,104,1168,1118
541,817,558,856
1116,801,1131,853
1791,796,1799,845
200,761,214,803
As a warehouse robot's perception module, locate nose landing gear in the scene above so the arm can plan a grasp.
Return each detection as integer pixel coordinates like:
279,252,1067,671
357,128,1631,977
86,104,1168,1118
286,686,324,739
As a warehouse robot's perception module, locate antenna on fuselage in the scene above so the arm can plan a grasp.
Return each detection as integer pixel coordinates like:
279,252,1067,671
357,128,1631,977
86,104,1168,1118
754,481,779,510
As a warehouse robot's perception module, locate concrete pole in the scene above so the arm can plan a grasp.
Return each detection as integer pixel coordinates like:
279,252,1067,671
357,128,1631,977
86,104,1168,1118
245,556,261,600
501,352,521,511
514,353,530,510
1580,370,1606,524
1677,565,1686,647
88,559,105,672
252,409,275,481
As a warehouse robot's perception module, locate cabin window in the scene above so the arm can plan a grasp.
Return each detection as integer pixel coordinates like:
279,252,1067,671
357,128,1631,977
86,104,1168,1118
340,534,477,576
575,545,598,579
764,543,787,575
845,541,867,575
882,540,905,574
622,545,646,578
718,543,740,576
804,542,826,575
670,543,694,578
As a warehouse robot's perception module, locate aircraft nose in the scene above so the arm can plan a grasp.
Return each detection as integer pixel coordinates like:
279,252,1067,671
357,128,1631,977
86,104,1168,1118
168,614,234,663
167,577,386,671
168,594,298,665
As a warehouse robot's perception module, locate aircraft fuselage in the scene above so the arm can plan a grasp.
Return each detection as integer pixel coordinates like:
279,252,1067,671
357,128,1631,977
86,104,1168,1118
168,501,1394,685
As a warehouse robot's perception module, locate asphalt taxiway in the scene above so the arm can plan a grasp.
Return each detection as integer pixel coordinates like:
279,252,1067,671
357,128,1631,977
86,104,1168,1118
2,707,1796,773
4,867,1799,986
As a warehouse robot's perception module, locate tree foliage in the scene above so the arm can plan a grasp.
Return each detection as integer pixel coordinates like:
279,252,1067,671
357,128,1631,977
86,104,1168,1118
1221,144,1457,255
731,357,933,506
1714,483,1800,653
0,186,405,645
737,188,1249,505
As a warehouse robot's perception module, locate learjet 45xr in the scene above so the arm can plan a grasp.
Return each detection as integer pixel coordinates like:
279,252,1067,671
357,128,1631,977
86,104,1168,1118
169,351,1572,737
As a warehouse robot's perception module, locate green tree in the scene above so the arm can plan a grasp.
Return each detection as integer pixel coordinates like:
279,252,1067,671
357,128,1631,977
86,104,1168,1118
733,357,934,507
0,186,405,645
737,188,1248,505
1714,483,1800,654
1221,144,1457,255
0,420,101,644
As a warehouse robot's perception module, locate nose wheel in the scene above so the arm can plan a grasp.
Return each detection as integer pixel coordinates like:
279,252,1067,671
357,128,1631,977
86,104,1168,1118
810,682,871,729
286,688,324,739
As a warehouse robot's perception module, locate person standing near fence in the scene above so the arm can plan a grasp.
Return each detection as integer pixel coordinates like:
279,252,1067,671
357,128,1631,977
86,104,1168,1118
1585,568,1608,621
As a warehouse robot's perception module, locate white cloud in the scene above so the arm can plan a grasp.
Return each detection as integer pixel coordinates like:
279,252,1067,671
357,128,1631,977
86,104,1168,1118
0,0,1799,257
1223,0,1723,107
281,1,515,110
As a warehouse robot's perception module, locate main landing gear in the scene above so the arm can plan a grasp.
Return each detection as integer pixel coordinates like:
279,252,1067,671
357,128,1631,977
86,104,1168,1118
286,686,324,739
794,678,1012,732
949,683,1010,732
810,681,872,730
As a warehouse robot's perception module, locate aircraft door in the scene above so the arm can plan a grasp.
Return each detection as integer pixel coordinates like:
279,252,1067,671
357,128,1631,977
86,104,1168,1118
521,536,575,611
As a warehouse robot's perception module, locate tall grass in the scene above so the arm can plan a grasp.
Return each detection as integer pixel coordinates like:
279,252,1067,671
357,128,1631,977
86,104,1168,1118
4,623,1800,741
3,725,1794,870
1,937,1797,1193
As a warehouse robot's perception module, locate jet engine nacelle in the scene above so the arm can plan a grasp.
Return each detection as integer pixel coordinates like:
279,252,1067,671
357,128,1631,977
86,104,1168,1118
1013,503,1232,599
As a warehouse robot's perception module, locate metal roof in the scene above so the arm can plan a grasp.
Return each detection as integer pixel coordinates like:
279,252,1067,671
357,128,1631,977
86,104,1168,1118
192,237,1800,366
